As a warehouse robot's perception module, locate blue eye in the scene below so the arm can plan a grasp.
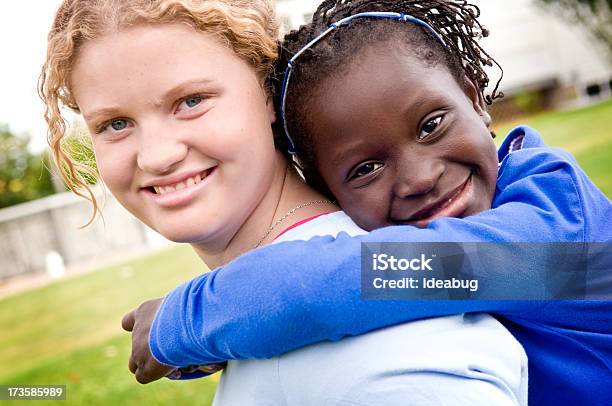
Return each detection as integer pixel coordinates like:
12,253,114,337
418,116,442,141
183,95,202,108
175,95,207,115
110,119,128,131
94,118,132,135
350,162,384,180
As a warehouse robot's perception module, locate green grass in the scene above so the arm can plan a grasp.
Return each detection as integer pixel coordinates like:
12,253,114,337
494,100,612,197
2,334,218,406
0,246,219,405
0,101,610,405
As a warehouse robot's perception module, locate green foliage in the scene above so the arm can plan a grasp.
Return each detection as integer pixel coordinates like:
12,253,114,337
61,122,99,186
0,124,55,209
513,90,545,115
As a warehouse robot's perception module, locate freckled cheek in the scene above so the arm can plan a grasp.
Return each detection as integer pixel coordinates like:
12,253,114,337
204,105,273,159
92,144,135,192
213,130,274,168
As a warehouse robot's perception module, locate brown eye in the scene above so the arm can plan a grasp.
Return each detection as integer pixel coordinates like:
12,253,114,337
350,162,383,180
418,116,442,141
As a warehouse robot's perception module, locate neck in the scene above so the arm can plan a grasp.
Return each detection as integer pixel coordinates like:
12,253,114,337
192,151,338,268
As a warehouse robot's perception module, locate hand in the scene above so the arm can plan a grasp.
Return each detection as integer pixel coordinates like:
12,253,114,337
165,363,228,380
122,298,176,384
197,363,227,374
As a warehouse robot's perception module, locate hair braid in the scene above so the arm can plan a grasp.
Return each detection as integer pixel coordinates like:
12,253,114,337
282,0,502,103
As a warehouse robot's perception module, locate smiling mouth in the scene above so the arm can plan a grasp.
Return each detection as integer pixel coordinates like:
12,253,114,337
398,173,473,227
147,168,215,195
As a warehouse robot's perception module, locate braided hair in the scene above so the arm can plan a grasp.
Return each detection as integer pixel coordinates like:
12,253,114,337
271,0,503,197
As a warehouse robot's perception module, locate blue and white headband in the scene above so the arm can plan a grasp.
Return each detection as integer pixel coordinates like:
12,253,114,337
279,11,448,155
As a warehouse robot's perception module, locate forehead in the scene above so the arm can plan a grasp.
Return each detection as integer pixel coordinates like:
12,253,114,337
305,46,464,152
70,23,255,109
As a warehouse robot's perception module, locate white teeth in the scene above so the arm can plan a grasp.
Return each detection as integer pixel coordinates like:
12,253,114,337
153,171,208,195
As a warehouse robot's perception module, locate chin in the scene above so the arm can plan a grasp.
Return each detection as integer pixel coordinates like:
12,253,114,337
150,223,204,244
153,228,189,243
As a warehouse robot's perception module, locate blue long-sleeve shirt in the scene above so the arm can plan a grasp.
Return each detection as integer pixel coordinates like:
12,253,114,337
151,127,612,405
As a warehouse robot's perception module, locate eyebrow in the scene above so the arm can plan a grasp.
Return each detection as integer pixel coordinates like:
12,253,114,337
84,106,122,123
331,145,365,169
83,78,215,122
153,78,215,107
328,103,424,170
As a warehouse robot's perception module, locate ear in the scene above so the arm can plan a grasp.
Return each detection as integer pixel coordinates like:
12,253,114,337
463,76,491,127
266,95,277,124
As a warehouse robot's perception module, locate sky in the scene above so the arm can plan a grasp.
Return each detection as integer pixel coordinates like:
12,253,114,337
0,0,63,153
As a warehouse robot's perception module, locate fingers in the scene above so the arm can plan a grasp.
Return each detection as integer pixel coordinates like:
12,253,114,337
199,362,227,374
134,362,175,384
167,369,182,380
135,368,152,384
121,310,136,332
129,355,138,375
180,365,201,374
123,298,169,384
129,353,161,384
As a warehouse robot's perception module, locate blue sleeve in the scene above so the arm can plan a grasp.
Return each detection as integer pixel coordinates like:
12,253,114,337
149,146,606,367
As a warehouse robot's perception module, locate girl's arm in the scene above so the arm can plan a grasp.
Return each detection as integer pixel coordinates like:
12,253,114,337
150,138,609,367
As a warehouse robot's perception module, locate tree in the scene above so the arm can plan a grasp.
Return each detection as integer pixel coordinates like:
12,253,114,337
0,124,55,209
534,0,612,59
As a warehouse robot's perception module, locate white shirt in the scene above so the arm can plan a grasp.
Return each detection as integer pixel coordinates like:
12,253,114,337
212,211,528,405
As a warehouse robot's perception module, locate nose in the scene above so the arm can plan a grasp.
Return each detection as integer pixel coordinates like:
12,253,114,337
137,124,188,174
392,156,444,199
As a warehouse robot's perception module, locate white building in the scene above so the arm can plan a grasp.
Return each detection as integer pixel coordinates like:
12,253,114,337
0,187,169,280
275,0,320,34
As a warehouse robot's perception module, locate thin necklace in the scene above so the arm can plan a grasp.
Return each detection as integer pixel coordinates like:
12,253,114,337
254,199,334,248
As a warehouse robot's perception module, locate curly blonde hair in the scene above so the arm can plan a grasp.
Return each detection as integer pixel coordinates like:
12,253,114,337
39,0,279,225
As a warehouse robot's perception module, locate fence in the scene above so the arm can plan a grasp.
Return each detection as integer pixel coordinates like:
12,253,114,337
0,187,168,280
